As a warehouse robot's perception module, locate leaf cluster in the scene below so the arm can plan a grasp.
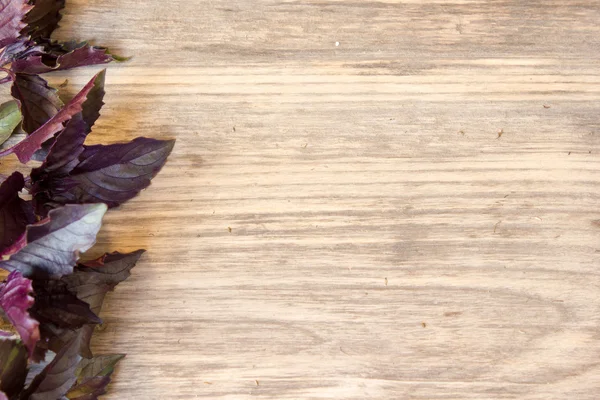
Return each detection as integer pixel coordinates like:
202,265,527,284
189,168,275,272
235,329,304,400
0,1,173,398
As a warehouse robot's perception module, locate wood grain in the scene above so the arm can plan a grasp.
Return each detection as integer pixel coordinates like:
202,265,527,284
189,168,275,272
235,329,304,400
31,0,600,398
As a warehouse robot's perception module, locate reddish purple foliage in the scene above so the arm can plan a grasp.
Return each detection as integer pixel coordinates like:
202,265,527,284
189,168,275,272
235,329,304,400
0,271,40,356
0,0,173,397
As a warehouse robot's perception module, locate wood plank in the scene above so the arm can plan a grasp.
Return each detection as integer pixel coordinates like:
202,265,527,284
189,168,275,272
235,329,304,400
34,0,600,398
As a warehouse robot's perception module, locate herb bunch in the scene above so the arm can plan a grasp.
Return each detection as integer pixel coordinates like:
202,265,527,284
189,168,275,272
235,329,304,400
0,0,174,398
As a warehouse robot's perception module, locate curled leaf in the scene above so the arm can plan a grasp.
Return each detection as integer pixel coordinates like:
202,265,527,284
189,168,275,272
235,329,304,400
31,114,88,185
0,271,40,357
11,42,112,75
0,203,107,279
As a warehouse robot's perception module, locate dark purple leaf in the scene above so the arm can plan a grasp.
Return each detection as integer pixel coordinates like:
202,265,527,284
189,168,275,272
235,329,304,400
80,68,105,130
0,172,35,254
32,114,88,183
22,0,65,41
33,251,143,360
30,116,88,217
66,354,124,400
23,331,82,400
65,250,144,315
11,43,112,75
0,71,104,163
31,279,101,329
0,0,31,49
0,271,39,357
11,73,63,133
35,321,93,361
34,137,174,210
29,71,105,184
0,338,28,397
0,203,107,279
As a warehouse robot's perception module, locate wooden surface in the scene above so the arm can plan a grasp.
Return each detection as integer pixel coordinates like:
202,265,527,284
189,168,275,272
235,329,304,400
38,0,600,398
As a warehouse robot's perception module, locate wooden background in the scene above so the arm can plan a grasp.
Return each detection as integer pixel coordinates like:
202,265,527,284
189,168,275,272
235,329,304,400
28,0,600,398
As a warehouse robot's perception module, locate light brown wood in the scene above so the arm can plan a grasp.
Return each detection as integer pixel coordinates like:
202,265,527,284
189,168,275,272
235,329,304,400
32,0,600,398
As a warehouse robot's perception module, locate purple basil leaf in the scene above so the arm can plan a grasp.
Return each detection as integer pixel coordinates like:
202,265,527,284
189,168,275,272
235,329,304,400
11,73,63,133
33,251,143,360
65,250,144,315
80,68,105,130
66,354,124,400
30,69,104,178
31,279,101,329
0,71,104,163
22,0,65,41
35,321,93,362
32,114,88,183
11,42,113,75
27,66,104,162
0,337,28,397
35,253,139,358
0,271,40,357
32,69,104,173
29,115,89,217
0,0,31,49
35,137,174,209
0,172,35,254
30,72,108,215
22,331,82,400
0,203,107,279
